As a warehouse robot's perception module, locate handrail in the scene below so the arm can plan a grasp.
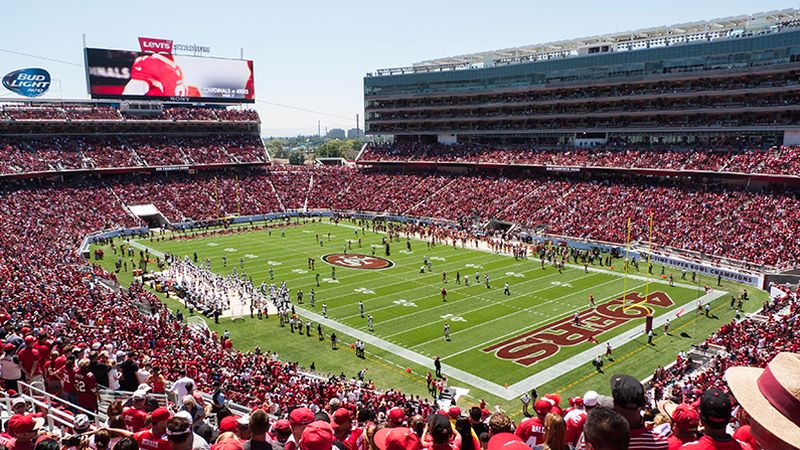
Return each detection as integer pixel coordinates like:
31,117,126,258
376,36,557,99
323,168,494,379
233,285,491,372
18,381,102,429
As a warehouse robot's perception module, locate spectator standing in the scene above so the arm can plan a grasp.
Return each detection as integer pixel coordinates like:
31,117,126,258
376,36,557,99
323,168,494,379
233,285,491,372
610,375,668,450
119,352,140,391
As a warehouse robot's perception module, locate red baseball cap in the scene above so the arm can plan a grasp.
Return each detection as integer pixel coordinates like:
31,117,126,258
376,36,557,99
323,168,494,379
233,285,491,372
273,419,292,433
4,343,14,352
150,407,171,423
571,397,584,407
387,407,405,425
671,404,700,431
220,415,240,433
332,408,352,425
290,407,315,427
23,336,35,344
447,406,461,419
487,433,528,450
300,421,334,450
8,414,44,435
534,399,554,415
373,427,421,450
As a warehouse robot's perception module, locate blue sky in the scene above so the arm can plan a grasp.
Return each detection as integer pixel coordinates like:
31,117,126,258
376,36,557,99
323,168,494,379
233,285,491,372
0,0,795,136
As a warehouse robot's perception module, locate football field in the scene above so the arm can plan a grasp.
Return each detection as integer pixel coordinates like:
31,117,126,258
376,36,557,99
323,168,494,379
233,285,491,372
113,219,734,401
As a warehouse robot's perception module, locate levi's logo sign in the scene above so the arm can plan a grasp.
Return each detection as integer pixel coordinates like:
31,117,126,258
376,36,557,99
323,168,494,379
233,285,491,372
138,37,173,53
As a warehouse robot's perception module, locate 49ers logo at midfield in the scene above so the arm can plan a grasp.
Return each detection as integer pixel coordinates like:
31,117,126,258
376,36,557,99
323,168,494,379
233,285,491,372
322,254,394,270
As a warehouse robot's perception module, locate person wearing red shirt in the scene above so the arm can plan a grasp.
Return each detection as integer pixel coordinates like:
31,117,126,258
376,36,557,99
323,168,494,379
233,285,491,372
564,406,587,447
17,337,40,381
2,414,44,450
73,359,99,413
516,398,553,448
331,409,362,450
32,335,50,368
679,389,752,450
656,402,700,450
122,53,199,98
110,408,172,450
123,390,150,432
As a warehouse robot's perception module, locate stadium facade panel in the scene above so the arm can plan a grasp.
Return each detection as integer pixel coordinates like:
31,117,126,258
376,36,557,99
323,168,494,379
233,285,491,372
364,28,800,144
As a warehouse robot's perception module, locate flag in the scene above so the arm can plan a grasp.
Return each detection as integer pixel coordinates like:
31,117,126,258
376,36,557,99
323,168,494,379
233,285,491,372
675,307,685,318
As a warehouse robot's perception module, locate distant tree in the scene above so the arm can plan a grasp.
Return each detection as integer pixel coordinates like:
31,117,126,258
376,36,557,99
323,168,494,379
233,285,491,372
288,150,305,165
316,140,344,158
265,140,287,158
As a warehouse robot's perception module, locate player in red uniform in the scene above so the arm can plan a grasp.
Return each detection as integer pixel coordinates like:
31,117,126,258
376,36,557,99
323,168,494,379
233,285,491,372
73,359,99,413
122,53,199,98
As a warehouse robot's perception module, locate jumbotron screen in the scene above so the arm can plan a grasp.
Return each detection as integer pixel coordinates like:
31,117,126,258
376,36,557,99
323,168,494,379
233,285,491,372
85,48,255,103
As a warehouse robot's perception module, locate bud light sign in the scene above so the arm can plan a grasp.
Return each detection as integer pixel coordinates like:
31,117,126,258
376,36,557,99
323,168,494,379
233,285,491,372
2,68,51,97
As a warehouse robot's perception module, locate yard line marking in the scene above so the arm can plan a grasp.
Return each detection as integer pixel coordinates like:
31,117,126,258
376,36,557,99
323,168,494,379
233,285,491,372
340,265,589,322
382,271,607,337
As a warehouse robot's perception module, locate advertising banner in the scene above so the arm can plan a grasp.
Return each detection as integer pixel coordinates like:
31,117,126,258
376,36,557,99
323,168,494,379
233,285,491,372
85,48,254,103
2,68,51,97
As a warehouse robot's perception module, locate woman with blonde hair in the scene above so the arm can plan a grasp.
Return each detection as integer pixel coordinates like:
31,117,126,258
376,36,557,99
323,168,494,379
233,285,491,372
534,413,571,450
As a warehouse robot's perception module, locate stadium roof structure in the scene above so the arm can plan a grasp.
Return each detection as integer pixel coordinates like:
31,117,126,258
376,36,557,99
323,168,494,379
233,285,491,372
372,8,800,76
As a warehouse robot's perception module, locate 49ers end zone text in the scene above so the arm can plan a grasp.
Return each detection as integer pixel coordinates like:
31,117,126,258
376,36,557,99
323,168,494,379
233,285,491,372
482,292,674,367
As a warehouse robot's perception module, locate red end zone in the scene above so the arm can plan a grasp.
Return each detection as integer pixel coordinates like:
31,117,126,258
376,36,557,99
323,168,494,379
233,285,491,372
322,253,394,270
482,292,674,367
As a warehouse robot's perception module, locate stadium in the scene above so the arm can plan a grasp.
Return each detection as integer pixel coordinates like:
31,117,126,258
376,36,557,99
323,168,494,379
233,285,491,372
0,6,798,450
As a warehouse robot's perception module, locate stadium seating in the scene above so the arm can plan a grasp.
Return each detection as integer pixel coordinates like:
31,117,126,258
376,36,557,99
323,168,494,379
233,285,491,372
0,134,267,174
0,105,259,123
359,142,800,177
0,169,797,450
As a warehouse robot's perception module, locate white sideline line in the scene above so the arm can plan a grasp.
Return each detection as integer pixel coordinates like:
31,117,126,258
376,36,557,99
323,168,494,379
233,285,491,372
294,306,511,397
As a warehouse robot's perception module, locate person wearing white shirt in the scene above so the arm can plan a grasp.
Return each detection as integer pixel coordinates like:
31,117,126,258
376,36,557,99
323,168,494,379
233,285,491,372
172,371,196,402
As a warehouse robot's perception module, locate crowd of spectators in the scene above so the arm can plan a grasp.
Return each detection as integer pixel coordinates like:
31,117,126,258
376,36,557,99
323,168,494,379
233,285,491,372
648,286,799,405
77,167,800,268
0,134,267,174
359,143,800,177
0,106,259,123
0,170,797,449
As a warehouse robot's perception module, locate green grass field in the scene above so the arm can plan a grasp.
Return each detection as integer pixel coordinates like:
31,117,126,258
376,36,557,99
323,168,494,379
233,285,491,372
90,218,767,418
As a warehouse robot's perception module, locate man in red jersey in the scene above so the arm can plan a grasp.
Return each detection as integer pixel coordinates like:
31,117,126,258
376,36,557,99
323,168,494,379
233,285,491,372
122,53,198,98
123,390,150,432
73,358,99,413
515,398,552,447
331,408,362,450
110,407,172,450
17,336,40,386
678,389,752,450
